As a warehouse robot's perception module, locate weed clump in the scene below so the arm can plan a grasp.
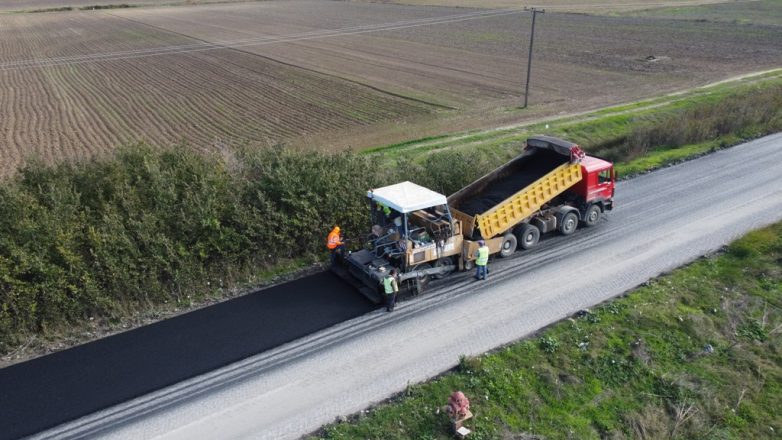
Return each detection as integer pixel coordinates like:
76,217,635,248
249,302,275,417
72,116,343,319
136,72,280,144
737,320,768,342
538,336,560,353
458,355,483,374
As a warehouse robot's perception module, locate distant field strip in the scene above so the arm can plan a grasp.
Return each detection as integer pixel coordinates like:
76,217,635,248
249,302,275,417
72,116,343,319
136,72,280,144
0,8,524,71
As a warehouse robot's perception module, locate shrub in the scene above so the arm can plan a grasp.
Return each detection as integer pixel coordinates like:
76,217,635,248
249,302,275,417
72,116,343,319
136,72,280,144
588,83,782,163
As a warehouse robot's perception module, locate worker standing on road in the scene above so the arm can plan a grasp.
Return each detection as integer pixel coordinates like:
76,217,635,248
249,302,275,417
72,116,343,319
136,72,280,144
382,269,399,312
327,225,344,266
474,240,489,280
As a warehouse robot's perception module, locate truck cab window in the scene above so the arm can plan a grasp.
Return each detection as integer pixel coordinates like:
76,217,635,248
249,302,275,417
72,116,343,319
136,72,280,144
599,169,611,184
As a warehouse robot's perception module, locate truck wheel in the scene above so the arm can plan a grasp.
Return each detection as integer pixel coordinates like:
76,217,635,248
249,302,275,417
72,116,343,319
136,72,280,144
433,257,452,280
499,233,517,258
582,204,601,227
463,259,474,271
559,211,579,236
515,223,540,250
412,263,431,293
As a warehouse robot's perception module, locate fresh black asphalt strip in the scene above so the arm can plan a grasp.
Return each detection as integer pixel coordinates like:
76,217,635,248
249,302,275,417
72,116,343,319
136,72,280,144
0,271,375,440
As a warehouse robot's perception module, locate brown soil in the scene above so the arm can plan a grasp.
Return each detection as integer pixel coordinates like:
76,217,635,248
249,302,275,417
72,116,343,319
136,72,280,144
1,0,781,176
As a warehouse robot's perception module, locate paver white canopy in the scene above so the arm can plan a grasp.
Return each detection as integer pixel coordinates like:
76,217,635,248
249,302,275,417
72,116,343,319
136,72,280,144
367,181,447,213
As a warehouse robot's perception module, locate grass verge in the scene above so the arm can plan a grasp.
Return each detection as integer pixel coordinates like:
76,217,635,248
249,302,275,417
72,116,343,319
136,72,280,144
313,222,782,440
367,69,782,179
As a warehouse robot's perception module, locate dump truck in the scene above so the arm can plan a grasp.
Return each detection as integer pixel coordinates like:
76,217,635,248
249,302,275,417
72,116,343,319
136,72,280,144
332,136,615,303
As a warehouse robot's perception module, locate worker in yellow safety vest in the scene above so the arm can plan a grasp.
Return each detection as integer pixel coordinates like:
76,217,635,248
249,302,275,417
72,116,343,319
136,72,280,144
382,269,399,312
327,225,344,266
474,240,489,280
376,201,391,221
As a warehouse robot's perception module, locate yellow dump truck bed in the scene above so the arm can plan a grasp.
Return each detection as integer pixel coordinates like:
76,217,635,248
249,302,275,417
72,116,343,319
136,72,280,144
473,162,582,239
448,137,586,240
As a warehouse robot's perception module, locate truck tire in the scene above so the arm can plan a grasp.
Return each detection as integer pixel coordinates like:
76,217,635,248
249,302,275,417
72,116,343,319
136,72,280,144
582,204,601,227
463,259,474,271
515,223,540,250
559,211,579,236
433,257,452,280
498,233,517,258
411,263,431,293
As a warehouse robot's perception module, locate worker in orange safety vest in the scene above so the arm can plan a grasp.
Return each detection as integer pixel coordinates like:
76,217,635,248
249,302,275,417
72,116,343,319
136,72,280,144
327,225,345,266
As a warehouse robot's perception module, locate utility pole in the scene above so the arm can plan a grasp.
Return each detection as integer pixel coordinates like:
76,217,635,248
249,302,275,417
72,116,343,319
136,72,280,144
523,7,544,109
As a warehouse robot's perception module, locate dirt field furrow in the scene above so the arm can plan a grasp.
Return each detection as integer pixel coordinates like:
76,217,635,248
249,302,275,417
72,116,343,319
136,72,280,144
1,73,23,170
55,62,149,152
106,56,217,145
101,63,176,146
283,37,520,98
19,69,63,167
116,8,441,133
179,56,315,140
44,66,118,160
198,49,424,135
190,52,323,138
1,0,780,175
22,68,64,166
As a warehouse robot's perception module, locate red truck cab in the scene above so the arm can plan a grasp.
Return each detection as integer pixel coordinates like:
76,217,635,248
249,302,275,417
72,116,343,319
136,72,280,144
572,155,615,211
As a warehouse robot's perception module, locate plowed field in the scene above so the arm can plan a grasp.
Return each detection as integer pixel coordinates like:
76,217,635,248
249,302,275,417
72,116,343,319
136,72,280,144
1,0,781,175
0,9,436,175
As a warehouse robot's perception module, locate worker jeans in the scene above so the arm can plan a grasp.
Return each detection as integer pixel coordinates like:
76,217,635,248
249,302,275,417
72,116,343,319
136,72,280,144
475,264,487,280
329,245,344,266
386,293,396,312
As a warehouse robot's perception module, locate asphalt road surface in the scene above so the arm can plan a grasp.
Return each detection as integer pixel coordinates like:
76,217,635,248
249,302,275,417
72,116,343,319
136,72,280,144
29,133,782,440
0,272,372,440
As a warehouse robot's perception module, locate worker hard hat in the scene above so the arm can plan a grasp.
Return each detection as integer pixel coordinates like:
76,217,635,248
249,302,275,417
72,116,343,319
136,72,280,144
478,240,485,246
333,225,340,232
